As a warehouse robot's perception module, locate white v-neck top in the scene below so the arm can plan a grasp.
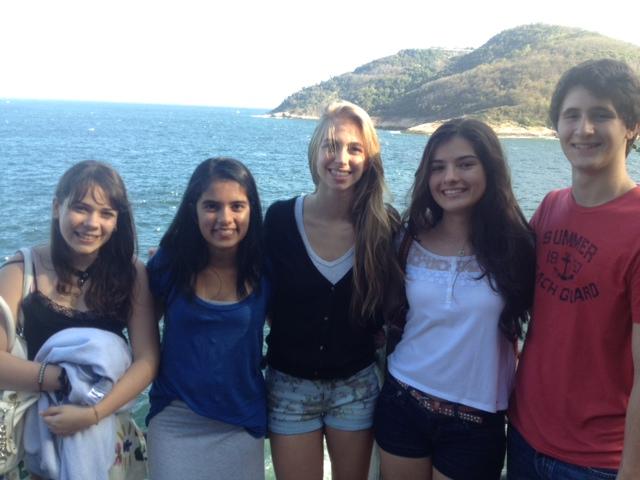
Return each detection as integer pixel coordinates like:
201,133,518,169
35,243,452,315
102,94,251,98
388,239,516,413
295,195,354,285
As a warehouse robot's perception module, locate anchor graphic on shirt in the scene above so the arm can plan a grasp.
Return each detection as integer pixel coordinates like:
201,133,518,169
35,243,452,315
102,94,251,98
554,253,575,281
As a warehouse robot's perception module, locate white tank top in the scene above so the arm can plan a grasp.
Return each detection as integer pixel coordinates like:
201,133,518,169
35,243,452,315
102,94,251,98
388,239,516,413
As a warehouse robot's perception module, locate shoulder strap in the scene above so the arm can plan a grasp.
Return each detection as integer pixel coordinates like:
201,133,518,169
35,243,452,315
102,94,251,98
16,248,34,335
0,296,17,350
18,248,34,298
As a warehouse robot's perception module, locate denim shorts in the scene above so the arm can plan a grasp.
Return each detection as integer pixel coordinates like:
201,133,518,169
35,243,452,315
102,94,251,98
374,374,506,480
265,364,379,435
507,425,618,480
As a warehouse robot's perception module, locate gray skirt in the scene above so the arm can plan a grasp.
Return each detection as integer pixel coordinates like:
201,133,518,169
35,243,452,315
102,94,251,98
147,401,264,480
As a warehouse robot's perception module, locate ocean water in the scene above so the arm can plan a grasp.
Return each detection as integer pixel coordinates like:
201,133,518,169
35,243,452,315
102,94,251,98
1,99,608,261
2,100,639,478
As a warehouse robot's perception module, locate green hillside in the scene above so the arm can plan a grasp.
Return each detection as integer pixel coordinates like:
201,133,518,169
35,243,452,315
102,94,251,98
271,48,464,116
271,24,640,129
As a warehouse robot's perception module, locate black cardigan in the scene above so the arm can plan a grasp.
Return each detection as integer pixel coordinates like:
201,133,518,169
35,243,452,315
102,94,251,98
264,197,377,380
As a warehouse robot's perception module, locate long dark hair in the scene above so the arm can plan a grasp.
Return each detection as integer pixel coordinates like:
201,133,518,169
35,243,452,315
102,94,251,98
159,157,263,297
405,118,535,341
51,160,137,322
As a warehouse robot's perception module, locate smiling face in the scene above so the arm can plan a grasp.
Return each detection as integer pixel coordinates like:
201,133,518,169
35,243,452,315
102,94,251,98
196,180,250,255
315,116,368,193
54,185,119,262
428,136,487,217
557,86,636,175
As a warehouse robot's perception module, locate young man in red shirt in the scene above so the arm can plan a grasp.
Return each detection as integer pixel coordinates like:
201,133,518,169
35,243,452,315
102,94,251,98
508,59,640,479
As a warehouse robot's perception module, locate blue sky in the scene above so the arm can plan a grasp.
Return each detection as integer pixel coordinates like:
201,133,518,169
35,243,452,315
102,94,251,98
1,0,638,109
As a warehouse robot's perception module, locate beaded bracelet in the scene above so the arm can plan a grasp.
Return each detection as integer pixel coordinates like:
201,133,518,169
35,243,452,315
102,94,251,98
37,361,49,392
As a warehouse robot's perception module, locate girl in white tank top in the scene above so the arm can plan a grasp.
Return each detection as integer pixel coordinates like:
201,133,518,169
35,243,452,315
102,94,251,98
375,119,535,479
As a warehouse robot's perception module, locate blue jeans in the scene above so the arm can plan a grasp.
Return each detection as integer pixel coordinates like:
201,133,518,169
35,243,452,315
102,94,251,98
507,425,617,480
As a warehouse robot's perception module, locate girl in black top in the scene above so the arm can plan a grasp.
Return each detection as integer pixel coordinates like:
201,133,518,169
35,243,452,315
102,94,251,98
0,160,159,478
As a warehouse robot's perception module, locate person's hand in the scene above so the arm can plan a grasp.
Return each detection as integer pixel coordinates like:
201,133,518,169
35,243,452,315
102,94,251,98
41,404,97,436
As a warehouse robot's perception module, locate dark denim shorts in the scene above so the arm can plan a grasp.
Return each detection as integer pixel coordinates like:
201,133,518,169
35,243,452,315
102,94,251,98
507,425,617,480
374,374,506,480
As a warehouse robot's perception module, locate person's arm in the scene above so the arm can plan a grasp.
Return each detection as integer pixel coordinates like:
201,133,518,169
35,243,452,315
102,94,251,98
42,259,160,435
617,323,640,479
0,257,63,393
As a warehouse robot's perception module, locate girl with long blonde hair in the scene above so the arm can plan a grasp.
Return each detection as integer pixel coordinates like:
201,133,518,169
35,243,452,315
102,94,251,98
264,101,400,480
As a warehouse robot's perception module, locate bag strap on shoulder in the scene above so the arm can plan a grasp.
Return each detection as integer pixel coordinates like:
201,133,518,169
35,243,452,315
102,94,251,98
0,248,32,349
0,296,17,350
18,248,33,298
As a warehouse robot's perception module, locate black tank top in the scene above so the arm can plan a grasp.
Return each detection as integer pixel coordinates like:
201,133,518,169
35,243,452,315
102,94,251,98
21,290,126,360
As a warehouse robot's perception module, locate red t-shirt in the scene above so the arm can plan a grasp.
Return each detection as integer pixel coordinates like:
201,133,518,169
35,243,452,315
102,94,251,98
509,187,640,469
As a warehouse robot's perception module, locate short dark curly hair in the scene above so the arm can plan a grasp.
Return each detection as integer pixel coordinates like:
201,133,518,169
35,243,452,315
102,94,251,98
549,58,640,154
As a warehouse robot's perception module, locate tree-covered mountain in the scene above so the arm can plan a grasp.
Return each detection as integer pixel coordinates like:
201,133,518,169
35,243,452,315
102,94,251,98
271,48,464,117
271,24,640,129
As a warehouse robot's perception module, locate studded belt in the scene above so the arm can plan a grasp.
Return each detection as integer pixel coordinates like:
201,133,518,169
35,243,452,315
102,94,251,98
393,376,488,424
